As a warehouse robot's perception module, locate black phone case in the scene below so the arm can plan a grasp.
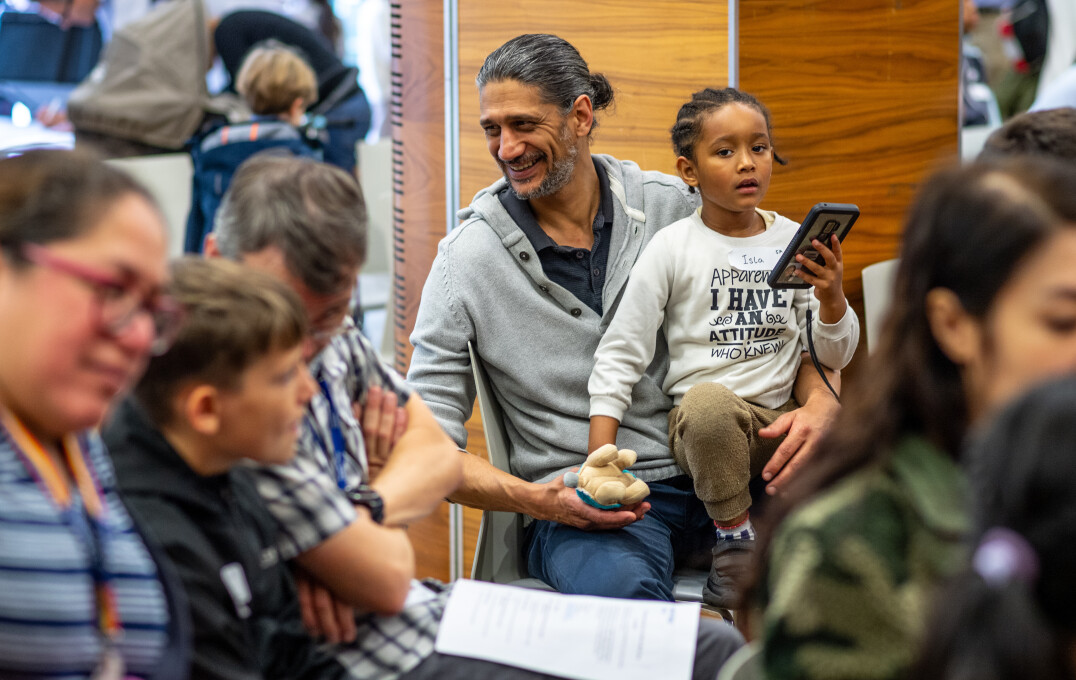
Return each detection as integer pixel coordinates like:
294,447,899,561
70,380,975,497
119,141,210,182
767,202,859,289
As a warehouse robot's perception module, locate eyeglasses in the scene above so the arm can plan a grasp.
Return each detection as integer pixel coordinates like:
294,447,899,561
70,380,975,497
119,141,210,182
19,243,183,355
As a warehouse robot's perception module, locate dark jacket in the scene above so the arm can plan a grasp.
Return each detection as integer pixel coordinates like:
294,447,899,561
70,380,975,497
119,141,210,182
106,399,348,680
184,118,320,253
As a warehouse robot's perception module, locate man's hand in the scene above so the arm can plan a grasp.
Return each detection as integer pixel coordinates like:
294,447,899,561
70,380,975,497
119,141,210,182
758,388,840,496
540,474,649,530
353,385,408,480
294,569,357,644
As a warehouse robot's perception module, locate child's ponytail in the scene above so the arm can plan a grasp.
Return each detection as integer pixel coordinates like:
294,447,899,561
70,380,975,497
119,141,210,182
913,529,1068,680
911,377,1076,680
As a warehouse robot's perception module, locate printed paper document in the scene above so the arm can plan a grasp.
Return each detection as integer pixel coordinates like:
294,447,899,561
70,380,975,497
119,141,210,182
435,580,700,680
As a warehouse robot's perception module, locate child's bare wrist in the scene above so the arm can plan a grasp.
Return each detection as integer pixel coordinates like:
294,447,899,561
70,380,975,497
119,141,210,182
817,297,846,324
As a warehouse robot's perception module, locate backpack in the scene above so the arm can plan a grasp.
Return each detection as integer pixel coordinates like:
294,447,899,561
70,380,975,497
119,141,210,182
183,119,321,253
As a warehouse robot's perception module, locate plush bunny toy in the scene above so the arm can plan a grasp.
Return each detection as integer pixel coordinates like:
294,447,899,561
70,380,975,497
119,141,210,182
563,443,650,509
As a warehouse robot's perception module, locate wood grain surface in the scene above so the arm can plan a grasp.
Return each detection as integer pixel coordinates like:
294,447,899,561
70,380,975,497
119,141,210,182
457,0,729,205
738,0,961,378
390,0,453,581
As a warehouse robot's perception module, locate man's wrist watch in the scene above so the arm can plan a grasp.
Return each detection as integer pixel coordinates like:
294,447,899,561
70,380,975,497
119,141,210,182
346,485,385,525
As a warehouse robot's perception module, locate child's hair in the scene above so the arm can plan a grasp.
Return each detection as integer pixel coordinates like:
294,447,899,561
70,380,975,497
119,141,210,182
236,43,319,116
911,376,1076,680
134,257,308,427
979,107,1076,162
778,157,1076,491
669,87,788,171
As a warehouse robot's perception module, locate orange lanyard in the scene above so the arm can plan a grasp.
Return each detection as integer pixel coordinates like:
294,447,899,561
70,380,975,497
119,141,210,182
0,409,122,638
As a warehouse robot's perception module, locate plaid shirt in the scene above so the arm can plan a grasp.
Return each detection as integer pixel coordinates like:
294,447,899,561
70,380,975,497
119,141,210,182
250,319,447,679
333,585,449,679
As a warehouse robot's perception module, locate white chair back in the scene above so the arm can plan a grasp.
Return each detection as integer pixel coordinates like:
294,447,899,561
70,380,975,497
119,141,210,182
106,153,192,257
861,258,899,353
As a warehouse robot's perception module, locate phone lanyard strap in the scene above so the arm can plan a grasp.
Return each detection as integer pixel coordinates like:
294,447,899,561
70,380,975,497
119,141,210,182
0,409,123,640
311,378,350,491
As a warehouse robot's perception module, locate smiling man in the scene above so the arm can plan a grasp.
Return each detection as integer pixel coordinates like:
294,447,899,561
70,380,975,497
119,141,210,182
408,34,842,602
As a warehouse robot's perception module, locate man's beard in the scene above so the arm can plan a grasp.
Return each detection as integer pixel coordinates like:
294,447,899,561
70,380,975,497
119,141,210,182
503,126,579,200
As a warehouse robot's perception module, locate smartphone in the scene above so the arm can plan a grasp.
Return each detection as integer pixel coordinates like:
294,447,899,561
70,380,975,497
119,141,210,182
767,202,859,289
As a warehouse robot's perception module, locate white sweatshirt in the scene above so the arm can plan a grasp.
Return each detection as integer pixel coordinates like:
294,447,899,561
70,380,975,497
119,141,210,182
590,208,859,418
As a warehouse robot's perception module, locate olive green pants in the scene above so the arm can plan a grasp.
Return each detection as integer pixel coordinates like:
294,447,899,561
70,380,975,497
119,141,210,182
668,382,797,524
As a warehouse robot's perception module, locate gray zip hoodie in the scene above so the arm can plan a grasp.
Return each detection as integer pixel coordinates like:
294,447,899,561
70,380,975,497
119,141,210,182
408,154,699,486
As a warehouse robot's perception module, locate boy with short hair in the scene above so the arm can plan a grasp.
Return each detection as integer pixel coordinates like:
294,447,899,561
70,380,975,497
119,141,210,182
105,257,343,680
237,43,319,126
184,44,322,253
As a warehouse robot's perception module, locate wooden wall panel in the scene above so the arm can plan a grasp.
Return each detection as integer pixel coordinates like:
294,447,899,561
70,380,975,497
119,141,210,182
391,0,446,376
457,1,729,205
391,0,451,581
738,0,960,377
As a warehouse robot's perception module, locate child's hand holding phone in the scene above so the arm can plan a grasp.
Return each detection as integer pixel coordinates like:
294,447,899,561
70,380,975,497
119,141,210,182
768,202,857,323
794,234,848,323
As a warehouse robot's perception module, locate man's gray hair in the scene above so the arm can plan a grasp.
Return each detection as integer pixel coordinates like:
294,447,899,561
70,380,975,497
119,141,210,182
214,156,367,295
476,34,614,132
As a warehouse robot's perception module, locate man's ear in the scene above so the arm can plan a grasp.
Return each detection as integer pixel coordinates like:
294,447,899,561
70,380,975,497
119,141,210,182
203,232,221,258
181,384,223,436
676,156,699,190
568,93,594,139
925,287,982,366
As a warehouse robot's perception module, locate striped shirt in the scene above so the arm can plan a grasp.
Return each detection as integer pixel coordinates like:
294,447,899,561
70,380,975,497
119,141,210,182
0,426,170,679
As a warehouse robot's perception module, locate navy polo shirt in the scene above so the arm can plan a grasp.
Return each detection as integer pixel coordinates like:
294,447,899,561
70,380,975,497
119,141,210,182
498,159,614,316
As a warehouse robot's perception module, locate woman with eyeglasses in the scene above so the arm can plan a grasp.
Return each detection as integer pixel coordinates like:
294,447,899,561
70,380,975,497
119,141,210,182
0,150,187,679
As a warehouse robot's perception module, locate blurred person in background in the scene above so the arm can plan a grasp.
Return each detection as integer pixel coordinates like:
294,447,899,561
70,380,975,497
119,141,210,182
0,150,187,678
913,376,1076,680
753,157,1076,680
214,10,371,174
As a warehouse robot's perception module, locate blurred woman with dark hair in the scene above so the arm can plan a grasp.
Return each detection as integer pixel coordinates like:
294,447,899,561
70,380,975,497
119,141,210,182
753,157,1076,680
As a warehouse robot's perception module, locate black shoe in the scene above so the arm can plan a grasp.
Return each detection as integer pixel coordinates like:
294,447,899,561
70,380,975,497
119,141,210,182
703,537,755,609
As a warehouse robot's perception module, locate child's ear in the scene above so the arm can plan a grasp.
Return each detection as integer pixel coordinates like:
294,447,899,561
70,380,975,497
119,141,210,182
203,233,220,257
287,97,306,125
676,156,699,189
183,385,223,436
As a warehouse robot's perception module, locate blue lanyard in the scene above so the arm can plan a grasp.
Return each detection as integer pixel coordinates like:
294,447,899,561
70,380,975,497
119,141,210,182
313,379,350,490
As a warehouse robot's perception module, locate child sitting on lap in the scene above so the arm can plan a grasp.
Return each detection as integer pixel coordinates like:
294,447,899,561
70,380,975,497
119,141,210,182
588,87,859,609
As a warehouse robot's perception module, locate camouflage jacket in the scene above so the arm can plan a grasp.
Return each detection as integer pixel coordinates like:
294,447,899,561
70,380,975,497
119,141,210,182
757,436,969,680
